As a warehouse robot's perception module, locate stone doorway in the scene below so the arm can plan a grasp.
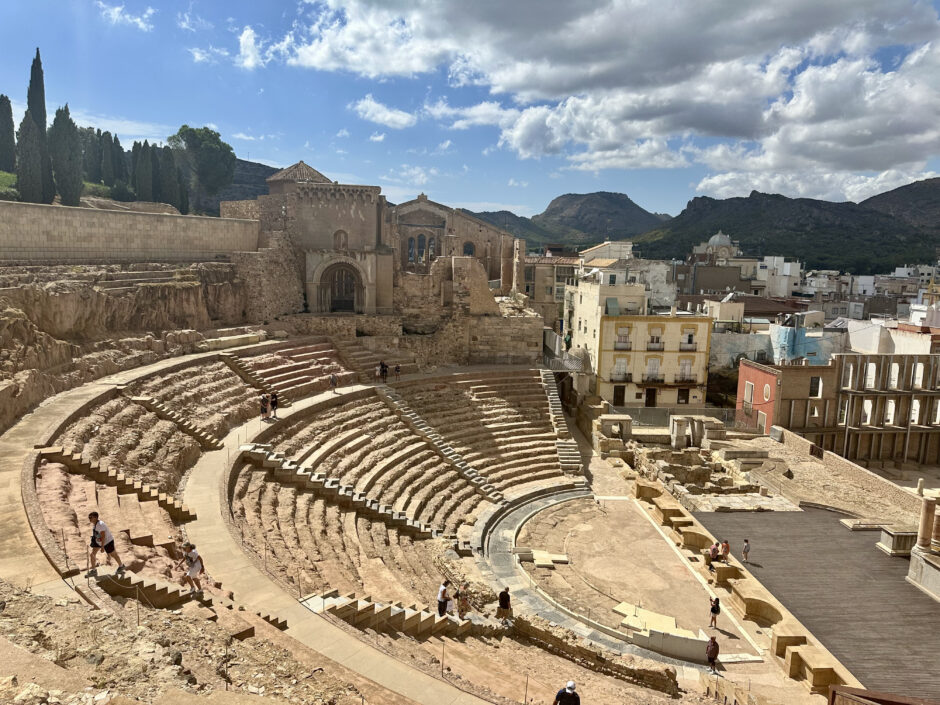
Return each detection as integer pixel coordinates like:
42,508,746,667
319,263,363,313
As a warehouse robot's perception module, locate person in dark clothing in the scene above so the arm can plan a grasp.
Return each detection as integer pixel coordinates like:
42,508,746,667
709,597,721,628
270,392,279,419
553,681,579,705
394,363,401,381
706,636,720,673
379,360,389,383
437,580,450,617
496,587,512,622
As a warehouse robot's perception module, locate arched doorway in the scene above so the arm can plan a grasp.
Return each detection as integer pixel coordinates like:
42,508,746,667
319,263,363,313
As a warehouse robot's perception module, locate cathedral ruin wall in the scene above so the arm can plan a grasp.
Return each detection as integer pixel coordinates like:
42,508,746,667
0,201,260,262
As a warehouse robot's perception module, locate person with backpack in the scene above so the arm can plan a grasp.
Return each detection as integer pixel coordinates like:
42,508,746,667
553,681,579,705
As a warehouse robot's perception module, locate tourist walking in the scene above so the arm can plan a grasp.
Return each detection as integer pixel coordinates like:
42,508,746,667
374,364,381,383
742,538,750,563
380,360,388,383
437,580,450,617
270,392,279,419
706,636,720,673
329,372,338,393
260,393,269,420
709,597,721,628
87,512,126,576
175,542,205,594
394,363,401,381
496,586,512,623
456,582,471,620
553,681,579,705
720,539,731,562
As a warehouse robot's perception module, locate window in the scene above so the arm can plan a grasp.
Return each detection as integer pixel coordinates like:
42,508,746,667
889,363,900,389
915,363,925,388
885,400,895,425
763,384,771,402
809,376,822,398
744,381,754,403
843,363,854,388
333,230,348,249
865,363,877,388
839,399,848,425
608,274,616,285
811,404,820,418
463,242,475,256
757,411,767,433
546,286,553,296
428,237,436,260
524,266,535,283
911,399,921,424
933,403,940,425
862,399,872,425
677,388,690,404
407,237,416,263
417,234,427,262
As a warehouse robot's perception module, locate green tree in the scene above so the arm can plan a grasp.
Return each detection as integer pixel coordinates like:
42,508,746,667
160,146,180,210
130,140,141,190
112,135,126,183
100,131,114,187
27,48,55,202
0,94,15,173
135,140,152,201
168,124,235,210
177,168,189,214
48,105,83,206
14,110,43,202
150,144,162,203
80,127,100,182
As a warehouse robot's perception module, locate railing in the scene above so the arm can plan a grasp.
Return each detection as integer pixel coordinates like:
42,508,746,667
610,405,741,427
646,341,664,351
609,372,632,382
542,353,584,372
643,374,665,383
614,341,632,350
675,375,698,383
742,401,753,416
679,342,698,351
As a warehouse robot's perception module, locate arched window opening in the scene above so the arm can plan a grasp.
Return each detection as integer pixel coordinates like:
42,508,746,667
885,400,896,425
318,263,362,314
912,399,921,424
889,362,900,388
333,230,348,249
463,241,475,256
862,399,873,425
417,234,426,263
865,363,877,388
407,237,416,263
915,362,925,387
428,237,436,260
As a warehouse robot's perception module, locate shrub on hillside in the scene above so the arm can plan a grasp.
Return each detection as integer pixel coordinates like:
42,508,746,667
0,187,19,201
110,180,135,202
82,181,110,198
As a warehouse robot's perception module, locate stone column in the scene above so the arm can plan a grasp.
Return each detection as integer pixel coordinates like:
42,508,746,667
916,496,936,549
671,418,688,450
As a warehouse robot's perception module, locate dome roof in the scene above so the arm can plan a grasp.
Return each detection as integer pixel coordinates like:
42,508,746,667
707,230,732,247
266,160,331,184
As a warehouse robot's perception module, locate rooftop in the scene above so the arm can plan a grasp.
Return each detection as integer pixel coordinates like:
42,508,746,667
266,160,332,184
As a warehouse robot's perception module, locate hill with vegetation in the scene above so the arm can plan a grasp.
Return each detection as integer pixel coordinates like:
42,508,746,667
860,177,940,231
468,191,670,248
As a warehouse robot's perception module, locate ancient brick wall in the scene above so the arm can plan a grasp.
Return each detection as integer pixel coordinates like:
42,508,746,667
231,232,305,323
0,201,259,262
220,199,260,220
468,314,543,365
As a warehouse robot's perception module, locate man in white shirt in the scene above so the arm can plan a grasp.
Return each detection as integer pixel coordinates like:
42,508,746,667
437,580,450,617
87,511,125,576
175,542,205,594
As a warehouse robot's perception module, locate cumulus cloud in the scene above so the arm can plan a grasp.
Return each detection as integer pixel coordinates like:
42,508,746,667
507,178,528,187
335,128,350,138
177,3,212,32
380,164,439,187
236,26,265,69
188,46,229,64
351,94,417,129
95,1,155,31
242,0,940,201
369,131,386,142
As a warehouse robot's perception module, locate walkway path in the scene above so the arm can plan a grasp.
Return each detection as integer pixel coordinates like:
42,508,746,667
184,384,489,705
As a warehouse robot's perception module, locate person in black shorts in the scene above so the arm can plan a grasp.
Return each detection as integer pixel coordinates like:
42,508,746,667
270,392,279,419
553,681,579,705
87,511,125,575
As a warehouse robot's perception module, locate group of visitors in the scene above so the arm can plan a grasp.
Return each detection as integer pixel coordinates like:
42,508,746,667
373,361,401,384
708,538,751,572
85,512,205,594
435,579,472,619
260,392,279,421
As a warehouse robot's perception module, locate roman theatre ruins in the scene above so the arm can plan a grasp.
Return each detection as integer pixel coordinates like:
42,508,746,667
0,163,937,705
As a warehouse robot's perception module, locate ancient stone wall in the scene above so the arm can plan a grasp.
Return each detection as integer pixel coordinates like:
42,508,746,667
468,314,543,364
220,199,260,220
232,232,305,323
0,201,260,262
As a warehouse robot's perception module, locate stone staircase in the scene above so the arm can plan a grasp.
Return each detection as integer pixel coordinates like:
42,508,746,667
376,386,506,504
302,589,503,639
92,565,287,629
333,338,420,383
539,370,583,474
39,447,196,522
235,339,356,401
131,396,224,450
92,269,200,295
239,443,442,539
219,352,292,406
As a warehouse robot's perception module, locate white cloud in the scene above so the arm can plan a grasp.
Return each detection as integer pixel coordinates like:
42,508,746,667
231,132,256,141
236,26,265,70
380,164,439,187
68,107,172,144
437,140,452,151
188,46,229,64
177,4,212,32
95,1,155,31
335,128,350,138
369,131,386,142
507,178,528,187
351,94,417,129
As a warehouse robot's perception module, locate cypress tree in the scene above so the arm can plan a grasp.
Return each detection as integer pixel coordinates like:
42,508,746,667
160,146,180,210
112,135,126,183
27,48,55,202
130,140,141,190
135,140,152,201
150,144,162,203
0,95,15,173
48,105,83,206
100,131,114,187
177,168,189,214
15,110,43,202
80,127,97,181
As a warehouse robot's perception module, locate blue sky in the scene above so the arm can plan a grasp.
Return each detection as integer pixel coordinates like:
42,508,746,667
2,1,940,217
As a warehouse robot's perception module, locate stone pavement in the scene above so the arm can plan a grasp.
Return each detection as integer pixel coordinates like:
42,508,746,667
184,384,490,705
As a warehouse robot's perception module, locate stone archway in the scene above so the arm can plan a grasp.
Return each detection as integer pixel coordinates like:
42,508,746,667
319,262,363,313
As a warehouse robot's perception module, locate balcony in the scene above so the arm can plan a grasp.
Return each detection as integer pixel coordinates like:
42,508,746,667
643,373,665,383
676,374,698,384
646,341,664,351
614,341,632,350
679,342,698,351
610,372,633,383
